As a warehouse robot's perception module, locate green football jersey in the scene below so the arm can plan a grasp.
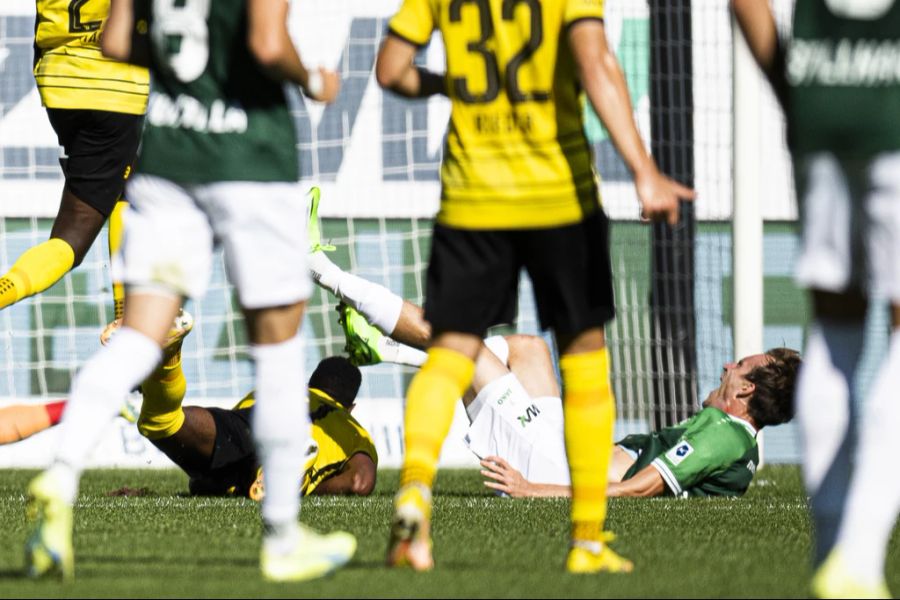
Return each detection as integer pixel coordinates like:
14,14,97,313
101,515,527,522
136,0,298,183
786,0,900,156
618,407,759,498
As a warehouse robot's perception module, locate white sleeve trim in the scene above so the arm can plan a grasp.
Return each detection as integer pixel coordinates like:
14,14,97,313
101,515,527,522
651,458,683,496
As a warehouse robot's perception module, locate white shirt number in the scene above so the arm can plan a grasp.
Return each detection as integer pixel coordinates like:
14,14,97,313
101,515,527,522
824,0,895,19
152,0,212,83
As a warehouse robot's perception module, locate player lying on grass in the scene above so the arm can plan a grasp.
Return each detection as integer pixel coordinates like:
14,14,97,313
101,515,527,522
306,194,801,498
0,310,375,498
478,348,800,498
0,309,797,500
342,303,799,498
108,315,376,499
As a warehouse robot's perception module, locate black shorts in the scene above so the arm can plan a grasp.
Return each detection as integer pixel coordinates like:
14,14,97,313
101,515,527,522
46,108,143,217
424,210,615,338
187,407,259,497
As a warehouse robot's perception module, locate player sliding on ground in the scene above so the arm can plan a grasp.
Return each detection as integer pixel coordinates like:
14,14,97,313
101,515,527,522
136,343,378,500
308,191,799,499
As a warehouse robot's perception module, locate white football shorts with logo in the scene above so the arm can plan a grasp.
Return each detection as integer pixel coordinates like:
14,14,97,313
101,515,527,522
118,174,312,308
794,151,900,302
463,336,570,486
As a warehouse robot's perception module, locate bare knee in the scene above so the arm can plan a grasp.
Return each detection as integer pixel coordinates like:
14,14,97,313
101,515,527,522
506,335,551,366
50,188,108,266
506,334,560,398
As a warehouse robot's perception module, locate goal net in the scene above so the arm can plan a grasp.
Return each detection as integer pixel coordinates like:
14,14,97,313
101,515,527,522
0,0,823,466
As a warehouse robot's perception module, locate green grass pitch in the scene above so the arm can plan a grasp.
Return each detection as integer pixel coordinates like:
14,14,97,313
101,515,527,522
0,466,897,598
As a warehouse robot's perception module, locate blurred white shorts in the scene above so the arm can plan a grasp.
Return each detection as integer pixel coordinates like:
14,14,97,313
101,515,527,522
119,175,311,308
795,151,900,302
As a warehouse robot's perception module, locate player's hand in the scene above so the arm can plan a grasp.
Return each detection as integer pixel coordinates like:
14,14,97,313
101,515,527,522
100,318,122,346
305,67,341,104
480,456,532,498
635,165,696,227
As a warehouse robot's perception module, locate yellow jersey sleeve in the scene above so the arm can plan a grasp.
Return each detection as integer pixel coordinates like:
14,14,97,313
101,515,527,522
563,0,604,26
303,391,378,495
388,0,436,47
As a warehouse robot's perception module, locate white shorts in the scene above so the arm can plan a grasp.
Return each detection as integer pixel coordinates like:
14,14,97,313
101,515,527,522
464,372,570,486
119,175,311,308
795,151,900,302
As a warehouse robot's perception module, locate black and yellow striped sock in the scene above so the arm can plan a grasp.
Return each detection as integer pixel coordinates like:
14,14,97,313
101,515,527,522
561,348,615,543
0,238,75,309
137,350,188,440
400,347,475,489
108,200,127,320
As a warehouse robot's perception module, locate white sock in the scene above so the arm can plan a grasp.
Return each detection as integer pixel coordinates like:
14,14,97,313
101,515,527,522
51,327,161,503
798,320,864,565
308,250,403,334
308,250,343,294
376,336,427,367
251,336,309,545
837,329,900,585
262,521,301,556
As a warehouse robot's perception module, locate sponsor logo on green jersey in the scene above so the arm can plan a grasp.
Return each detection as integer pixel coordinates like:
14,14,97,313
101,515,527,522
147,93,248,134
788,38,900,87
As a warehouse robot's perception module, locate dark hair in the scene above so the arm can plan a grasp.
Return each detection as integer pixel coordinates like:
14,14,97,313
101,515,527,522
308,356,362,409
746,347,801,428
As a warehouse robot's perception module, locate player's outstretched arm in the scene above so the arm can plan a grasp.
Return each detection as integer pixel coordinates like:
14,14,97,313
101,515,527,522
375,36,446,99
480,456,571,498
606,465,666,498
568,20,695,226
247,0,339,102
309,452,376,496
0,402,64,445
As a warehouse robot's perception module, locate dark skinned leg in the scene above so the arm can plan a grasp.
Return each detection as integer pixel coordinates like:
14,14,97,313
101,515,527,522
49,186,108,267
149,406,217,477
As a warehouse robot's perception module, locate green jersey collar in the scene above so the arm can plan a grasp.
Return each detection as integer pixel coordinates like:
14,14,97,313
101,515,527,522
726,413,758,438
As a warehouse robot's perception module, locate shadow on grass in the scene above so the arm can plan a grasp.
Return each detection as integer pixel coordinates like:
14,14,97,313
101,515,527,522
0,569,32,580
80,554,256,568
366,490,493,499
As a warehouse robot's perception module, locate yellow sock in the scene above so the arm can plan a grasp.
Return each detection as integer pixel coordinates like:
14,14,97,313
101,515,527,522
108,200,127,320
137,351,187,440
561,348,615,543
0,238,75,309
400,347,475,489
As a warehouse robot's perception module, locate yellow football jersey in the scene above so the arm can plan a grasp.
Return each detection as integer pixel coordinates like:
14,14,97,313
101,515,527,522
389,0,605,229
303,388,378,495
232,388,377,497
34,0,149,114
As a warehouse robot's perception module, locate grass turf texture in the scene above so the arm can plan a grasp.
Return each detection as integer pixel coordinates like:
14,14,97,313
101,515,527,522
0,466,897,598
